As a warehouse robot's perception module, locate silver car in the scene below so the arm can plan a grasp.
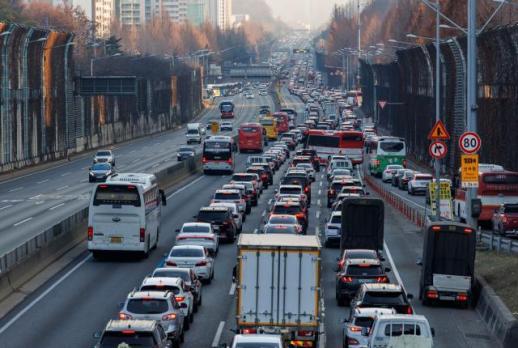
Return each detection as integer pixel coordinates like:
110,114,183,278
343,307,396,348
152,267,203,312
118,291,185,346
175,222,219,255
93,149,115,166
165,245,214,283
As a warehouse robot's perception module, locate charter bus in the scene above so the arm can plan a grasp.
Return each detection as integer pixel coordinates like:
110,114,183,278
88,173,167,259
202,135,235,174
259,116,278,140
368,136,407,177
306,129,365,166
219,100,235,119
454,166,518,224
272,112,290,134
238,123,265,153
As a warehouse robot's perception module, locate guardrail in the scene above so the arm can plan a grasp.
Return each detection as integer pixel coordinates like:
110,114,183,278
478,230,518,254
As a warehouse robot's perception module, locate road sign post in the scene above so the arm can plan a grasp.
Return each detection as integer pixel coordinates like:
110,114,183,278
428,120,450,219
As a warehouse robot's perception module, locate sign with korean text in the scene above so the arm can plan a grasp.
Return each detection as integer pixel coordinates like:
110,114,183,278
461,154,479,188
429,181,453,219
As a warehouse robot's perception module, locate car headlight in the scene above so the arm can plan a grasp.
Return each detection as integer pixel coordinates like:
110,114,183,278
89,172,94,176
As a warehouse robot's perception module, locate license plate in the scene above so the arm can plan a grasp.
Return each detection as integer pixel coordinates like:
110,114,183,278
111,237,122,243
358,279,374,283
440,295,456,301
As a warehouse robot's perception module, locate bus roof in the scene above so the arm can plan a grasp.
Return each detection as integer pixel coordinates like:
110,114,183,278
106,173,157,190
377,136,405,142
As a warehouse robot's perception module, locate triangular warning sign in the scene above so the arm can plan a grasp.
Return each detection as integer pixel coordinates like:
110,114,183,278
428,120,450,140
378,100,387,110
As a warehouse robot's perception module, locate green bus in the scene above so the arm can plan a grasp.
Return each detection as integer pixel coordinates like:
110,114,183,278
369,136,407,177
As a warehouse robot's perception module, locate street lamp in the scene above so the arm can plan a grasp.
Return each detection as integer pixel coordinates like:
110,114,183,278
388,39,416,46
0,31,12,37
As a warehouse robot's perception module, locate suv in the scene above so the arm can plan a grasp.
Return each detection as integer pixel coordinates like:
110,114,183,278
408,173,433,195
324,211,342,247
152,267,202,312
350,283,414,314
196,206,237,242
211,189,246,215
296,149,319,171
118,291,184,345
343,307,396,348
398,170,415,190
492,203,518,236
270,201,308,233
95,320,173,348
335,259,390,306
93,150,115,166
247,166,271,188
282,172,311,202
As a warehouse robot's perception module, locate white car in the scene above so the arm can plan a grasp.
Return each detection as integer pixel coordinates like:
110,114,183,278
222,334,282,348
139,276,195,327
295,163,316,181
211,189,246,214
408,173,433,195
220,121,233,132
175,222,219,255
324,211,342,247
93,149,115,166
165,245,214,283
264,214,303,234
210,202,243,233
382,164,404,182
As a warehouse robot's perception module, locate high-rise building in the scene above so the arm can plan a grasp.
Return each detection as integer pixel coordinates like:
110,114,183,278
156,0,188,22
216,0,232,30
186,0,206,26
93,0,117,38
119,0,156,27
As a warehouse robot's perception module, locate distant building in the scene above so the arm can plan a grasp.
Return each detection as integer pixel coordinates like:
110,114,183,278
93,0,117,38
216,0,232,30
119,0,157,27
156,0,188,22
232,13,249,28
187,0,206,26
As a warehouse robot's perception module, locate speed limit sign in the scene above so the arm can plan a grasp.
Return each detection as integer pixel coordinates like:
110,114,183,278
459,132,481,154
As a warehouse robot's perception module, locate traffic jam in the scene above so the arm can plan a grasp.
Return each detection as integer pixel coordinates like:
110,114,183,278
86,55,501,348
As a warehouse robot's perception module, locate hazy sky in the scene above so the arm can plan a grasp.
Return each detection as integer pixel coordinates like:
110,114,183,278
265,0,345,29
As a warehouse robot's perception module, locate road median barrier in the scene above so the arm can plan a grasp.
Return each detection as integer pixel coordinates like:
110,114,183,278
0,154,202,303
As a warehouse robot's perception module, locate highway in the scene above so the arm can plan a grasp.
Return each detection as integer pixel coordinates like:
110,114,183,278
0,93,269,256
0,86,497,347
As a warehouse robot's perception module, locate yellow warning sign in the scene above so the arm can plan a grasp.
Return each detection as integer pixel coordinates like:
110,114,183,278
461,154,479,188
428,120,450,140
211,121,219,134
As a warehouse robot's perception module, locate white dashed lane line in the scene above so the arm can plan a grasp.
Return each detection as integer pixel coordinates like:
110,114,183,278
14,217,33,227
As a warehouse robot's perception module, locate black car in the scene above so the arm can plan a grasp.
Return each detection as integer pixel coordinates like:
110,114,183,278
177,146,195,161
335,259,390,306
350,283,414,314
195,207,237,243
89,163,114,182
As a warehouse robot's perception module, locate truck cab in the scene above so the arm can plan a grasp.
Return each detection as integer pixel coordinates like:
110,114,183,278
419,216,476,308
186,123,203,144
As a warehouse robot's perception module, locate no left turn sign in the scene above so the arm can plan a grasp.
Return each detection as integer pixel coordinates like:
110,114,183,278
429,141,448,160
459,132,481,154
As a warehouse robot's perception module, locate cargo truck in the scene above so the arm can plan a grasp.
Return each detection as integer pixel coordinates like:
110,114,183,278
235,234,322,347
419,216,476,308
340,198,384,254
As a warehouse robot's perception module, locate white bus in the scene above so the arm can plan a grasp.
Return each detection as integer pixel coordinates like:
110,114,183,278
88,173,167,259
202,135,235,174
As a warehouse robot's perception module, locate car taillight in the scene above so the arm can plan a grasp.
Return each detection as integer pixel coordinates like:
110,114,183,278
337,260,345,270
341,276,353,283
196,260,208,266
501,215,508,224
328,189,335,195
297,330,313,337
403,159,408,168
456,293,468,301
227,158,233,164
87,226,93,241
426,289,438,299
295,213,305,219
139,228,145,243
304,186,309,193
202,157,208,164
166,261,177,266
162,313,177,321
376,276,388,283
242,328,257,334
119,312,132,320
175,296,185,302
347,338,360,345
406,306,413,314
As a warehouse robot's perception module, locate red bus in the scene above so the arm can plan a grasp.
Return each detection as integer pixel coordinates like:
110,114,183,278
306,129,364,166
272,112,289,134
454,167,518,223
238,123,265,153
219,100,235,119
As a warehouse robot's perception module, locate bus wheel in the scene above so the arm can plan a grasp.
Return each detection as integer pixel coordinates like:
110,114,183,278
153,229,159,250
143,240,150,258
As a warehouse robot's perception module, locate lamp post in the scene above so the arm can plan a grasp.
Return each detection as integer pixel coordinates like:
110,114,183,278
1,30,13,164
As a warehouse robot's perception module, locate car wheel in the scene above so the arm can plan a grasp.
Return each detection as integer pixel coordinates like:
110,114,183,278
180,330,185,344
198,293,202,306
88,177,94,183
327,201,332,208
242,214,246,222
184,318,190,331
143,240,150,258
336,294,346,307
189,311,194,323
171,339,180,348
153,229,159,250
193,299,198,313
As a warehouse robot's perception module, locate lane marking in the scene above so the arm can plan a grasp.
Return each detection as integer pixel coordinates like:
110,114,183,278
320,181,323,187
61,172,71,177
0,255,92,335
80,179,88,183
152,163,160,169
14,217,33,226
130,150,136,153
316,211,320,219
29,194,42,200
318,189,322,195
229,283,236,296
383,241,414,312
56,185,69,191
49,202,65,211
0,204,12,211
166,176,204,200
211,321,226,348
37,179,49,184
35,201,45,205
317,199,321,207
261,211,266,218
315,226,320,237
8,187,23,192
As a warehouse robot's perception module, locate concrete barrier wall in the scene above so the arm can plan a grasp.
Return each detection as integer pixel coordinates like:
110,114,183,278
0,154,202,302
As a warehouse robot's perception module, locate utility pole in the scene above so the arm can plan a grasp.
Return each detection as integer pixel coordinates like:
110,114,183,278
357,0,361,89
341,53,346,91
434,0,441,219
466,0,478,227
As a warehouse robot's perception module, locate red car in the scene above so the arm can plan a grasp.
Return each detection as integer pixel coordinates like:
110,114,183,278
492,203,518,237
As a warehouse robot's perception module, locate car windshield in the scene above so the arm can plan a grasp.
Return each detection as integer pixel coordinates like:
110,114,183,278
272,205,301,215
126,298,169,314
504,205,518,214
363,291,406,305
187,129,199,134
344,251,378,259
232,174,256,182
280,187,301,194
347,265,383,276
214,192,240,200
182,225,210,233
386,165,403,170
415,175,432,181
265,225,297,234
96,151,111,157
331,215,341,224
170,248,203,257
354,317,375,328
92,163,111,170
198,210,227,221
179,147,193,152
380,142,404,152
235,344,280,348
269,216,297,224
100,332,155,347
139,285,180,294
153,270,189,281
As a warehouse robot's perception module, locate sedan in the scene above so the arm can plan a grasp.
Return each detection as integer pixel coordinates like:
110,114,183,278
220,121,233,132
177,146,195,161
89,162,114,182
263,224,299,234
165,245,214,283
175,222,219,255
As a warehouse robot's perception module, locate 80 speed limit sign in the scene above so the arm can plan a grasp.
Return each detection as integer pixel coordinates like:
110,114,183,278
459,132,481,154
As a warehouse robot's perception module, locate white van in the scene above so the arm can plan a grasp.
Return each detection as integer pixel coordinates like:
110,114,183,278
367,314,434,348
87,173,167,258
186,123,203,144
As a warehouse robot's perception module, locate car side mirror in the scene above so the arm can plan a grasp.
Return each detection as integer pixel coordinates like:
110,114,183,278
361,327,369,337
160,190,167,206
416,258,423,266
88,167,92,171
175,229,180,233
93,331,102,339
